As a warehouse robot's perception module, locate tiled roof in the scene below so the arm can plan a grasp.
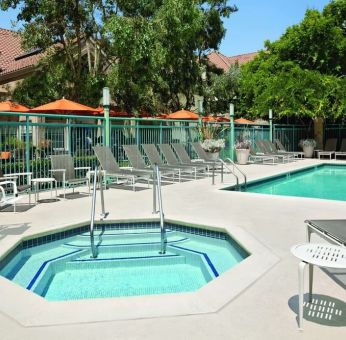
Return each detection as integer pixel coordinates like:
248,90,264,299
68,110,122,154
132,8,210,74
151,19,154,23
207,51,258,72
0,28,43,77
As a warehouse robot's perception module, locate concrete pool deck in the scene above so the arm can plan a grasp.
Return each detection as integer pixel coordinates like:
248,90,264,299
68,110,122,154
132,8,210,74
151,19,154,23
0,159,345,339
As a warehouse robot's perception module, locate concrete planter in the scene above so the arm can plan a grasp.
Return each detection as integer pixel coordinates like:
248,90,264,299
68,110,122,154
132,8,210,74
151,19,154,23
235,149,250,165
303,145,314,158
205,151,220,161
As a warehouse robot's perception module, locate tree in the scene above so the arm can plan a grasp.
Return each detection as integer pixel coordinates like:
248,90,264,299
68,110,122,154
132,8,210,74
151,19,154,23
239,0,346,120
105,0,237,114
0,0,110,103
203,63,241,114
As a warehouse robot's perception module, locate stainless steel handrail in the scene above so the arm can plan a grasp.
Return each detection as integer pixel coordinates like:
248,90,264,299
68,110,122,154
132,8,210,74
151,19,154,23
90,166,108,258
153,164,166,254
224,158,247,189
217,159,239,188
90,166,98,258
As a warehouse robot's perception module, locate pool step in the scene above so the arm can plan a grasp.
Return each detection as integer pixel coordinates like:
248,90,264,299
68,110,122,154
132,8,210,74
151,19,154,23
66,231,185,248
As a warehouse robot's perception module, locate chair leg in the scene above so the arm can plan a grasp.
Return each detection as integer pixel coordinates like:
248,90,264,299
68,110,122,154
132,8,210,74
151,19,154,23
298,261,306,330
308,264,313,302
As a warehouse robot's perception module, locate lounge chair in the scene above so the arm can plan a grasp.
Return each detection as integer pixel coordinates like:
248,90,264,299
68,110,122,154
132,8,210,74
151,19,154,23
142,144,196,181
334,139,346,160
317,138,337,159
249,147,276,165
122,145,176,180
262,140,295,162
172,143,217,171
305,219,346,247
255,140,290,163
191,142,224,166
50,155,91,198
93,146,154,190
275,139,304,158
158,144,208,176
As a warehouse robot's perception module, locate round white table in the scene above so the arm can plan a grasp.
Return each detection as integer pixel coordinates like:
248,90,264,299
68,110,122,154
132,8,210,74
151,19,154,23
31,178,58,204
291,243,346,330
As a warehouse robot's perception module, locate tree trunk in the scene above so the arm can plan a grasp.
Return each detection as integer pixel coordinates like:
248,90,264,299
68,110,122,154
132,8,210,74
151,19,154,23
313,117,324,149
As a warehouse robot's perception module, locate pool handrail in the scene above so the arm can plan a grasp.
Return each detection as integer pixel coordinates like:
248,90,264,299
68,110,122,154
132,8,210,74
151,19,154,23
153,164,166,254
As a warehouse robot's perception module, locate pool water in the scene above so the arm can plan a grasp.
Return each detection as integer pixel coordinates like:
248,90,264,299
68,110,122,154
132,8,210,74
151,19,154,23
245,164,346,201
0,223,248,301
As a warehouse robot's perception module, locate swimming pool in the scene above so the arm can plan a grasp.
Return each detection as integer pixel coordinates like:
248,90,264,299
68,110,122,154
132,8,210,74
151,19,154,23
0,221,248,301
238,164,346,201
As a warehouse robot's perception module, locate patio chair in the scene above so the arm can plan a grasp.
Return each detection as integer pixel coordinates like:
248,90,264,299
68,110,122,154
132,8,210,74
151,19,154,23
275,139,304,158
0,179,22,212
335,139,346,160
158,144,208,177
50,155,91,198
142,144,195,181
317,138,337,160
122,144,177,178
0,169,32,202
93,146,151,190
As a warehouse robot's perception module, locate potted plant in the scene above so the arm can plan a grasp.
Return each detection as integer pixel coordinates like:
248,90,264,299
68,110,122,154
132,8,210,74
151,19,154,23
299,139,316,158
198,124,225,160
234,136,251,165
201,139,225,160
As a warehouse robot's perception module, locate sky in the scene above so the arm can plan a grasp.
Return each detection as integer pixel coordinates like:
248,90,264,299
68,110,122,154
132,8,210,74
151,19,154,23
0,0,331,56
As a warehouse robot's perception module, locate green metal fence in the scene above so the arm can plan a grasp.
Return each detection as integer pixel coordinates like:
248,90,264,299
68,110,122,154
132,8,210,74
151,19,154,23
324,124,346,149
1,112,308,187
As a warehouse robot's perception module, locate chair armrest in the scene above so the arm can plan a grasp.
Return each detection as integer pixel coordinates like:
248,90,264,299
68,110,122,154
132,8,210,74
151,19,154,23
75,167,91,171
0,180,18,195
5,172,32,176
1,175,18,181
49,169,66,173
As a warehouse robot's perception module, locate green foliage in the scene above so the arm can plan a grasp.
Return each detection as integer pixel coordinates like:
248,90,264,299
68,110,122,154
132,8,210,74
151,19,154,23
204,64,241,114
0,0,109,104
105,0,237,114
239,0,346,119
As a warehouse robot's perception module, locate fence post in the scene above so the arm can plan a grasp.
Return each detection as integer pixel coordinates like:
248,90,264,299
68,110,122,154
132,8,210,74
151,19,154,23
229,103,235,160
269,109,273,142
103,87,110,147
67,118,72,154
25,116,30,174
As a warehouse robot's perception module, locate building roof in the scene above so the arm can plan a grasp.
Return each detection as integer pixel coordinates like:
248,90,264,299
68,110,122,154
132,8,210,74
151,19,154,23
207,51,258,72
0,28,44,79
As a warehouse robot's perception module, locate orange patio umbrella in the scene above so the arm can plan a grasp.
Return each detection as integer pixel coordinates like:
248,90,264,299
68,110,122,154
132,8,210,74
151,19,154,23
166,109,199,120
0,101,29,112
234,117,255,124
93,107,131,118
202,116,218,122
217,116,230,122
30,98,98,115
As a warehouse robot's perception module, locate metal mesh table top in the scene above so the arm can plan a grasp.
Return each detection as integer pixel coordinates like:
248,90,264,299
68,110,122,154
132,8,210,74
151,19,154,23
291,243,346,269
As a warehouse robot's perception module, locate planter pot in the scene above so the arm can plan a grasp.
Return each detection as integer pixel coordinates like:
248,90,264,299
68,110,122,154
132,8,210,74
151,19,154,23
204,151,220,161
235,149,250,165
303,145,314,158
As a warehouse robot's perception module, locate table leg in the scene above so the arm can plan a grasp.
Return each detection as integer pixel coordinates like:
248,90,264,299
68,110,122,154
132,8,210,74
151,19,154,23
309,264,313,302
35,182,38,205
298,261,306,330
50,181,53,198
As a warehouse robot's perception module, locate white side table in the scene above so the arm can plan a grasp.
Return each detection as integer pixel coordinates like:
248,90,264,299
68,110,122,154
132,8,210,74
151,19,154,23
31,178,58,204
291,243,346,330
